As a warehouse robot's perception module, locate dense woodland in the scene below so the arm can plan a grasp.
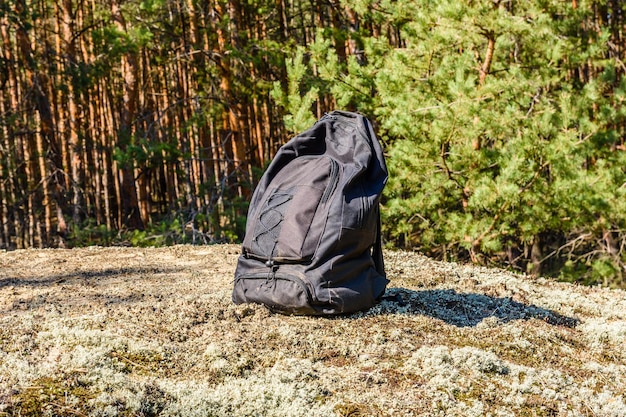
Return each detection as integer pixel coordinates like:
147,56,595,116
1,0,625,287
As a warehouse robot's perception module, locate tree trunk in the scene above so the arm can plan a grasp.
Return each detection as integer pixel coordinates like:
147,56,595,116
214,0,250,198
111,0,144,230
479,34,496,85
60,0,84,225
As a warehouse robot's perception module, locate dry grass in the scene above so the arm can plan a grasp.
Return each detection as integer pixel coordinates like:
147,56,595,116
1,245,625,416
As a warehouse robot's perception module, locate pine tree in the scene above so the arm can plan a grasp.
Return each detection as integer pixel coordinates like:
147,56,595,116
280,0,626,286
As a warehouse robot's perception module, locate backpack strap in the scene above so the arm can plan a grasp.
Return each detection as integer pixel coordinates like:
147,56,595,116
373,209,385,277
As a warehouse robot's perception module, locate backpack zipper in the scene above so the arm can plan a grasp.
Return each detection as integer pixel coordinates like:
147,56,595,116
242,250,315,265
318,113,337,122
321,158,339,204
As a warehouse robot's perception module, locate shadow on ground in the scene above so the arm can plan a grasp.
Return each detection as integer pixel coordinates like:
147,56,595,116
0,267,180,289
373,287,579,328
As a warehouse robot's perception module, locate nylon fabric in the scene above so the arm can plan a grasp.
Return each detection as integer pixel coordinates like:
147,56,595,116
233,111,388,315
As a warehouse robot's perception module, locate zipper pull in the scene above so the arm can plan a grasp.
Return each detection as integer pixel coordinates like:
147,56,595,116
318,112,337,123
265,263,278,288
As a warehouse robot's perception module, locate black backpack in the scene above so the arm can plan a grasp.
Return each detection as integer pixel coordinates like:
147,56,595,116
232,111,388,315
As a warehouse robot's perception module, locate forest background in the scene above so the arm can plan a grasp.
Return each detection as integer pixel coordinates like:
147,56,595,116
1,0,625,287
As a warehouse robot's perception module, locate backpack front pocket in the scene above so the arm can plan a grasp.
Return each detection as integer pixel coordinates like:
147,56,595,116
233,272,315,315
243,156,339,262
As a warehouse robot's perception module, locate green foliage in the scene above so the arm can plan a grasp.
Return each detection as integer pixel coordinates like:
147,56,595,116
278,0,626,286
272,47,319,133
68,209,244,248
113,135,182,169
69,220,119,247
7,374,96,416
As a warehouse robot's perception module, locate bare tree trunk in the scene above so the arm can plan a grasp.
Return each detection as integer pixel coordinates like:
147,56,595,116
530,236,543,276
479,34,496,85
60,0,84,225
0,97,9,248
214,0,249,198
15,0,69,245
1,14,18,248
111,0,144,230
